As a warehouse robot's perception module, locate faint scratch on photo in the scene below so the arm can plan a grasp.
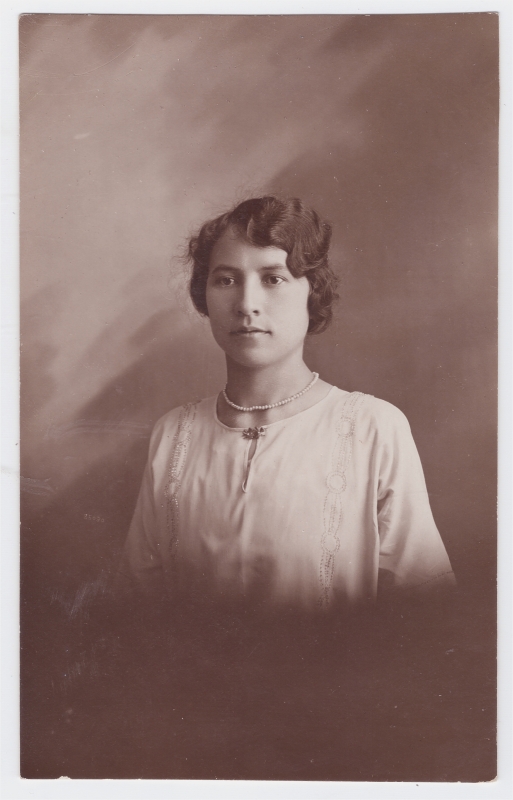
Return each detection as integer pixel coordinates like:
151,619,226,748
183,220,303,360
72,43,136,77
45,419,151,439
20,476,55,496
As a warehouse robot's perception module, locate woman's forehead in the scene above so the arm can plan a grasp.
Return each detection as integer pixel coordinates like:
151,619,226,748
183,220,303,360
209,229,289,271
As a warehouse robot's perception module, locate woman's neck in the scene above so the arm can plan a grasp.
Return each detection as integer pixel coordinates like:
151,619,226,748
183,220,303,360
224,359,314,409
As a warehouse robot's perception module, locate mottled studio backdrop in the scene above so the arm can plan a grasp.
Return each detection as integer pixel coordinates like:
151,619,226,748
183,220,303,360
20,13,498,598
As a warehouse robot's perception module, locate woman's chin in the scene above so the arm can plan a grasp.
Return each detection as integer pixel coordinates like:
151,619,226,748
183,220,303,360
219,339,276,368
223,341,306,371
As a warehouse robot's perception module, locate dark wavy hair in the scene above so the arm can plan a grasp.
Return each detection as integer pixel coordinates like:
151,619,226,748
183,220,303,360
187,196,338,334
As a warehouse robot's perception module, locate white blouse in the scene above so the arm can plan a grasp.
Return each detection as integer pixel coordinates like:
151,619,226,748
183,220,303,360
119,387,455,609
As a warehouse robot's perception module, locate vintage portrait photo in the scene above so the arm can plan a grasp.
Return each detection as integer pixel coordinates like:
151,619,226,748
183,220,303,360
16,9,500,787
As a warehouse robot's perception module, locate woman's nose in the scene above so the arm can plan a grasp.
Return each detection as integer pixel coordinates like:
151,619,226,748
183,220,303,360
235,279,262,316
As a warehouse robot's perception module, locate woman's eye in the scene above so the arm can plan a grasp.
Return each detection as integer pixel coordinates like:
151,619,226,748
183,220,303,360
216,276,235,286
264,275,285,285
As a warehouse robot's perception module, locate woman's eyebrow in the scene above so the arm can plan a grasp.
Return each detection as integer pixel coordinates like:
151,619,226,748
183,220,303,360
209,263,288,274
209,264,240,274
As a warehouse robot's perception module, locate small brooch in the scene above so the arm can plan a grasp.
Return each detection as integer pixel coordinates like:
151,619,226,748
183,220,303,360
242,426,266,440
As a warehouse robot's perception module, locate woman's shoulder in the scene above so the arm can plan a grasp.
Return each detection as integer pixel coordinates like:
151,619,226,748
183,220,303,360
150,395,217,439
330,386,411,432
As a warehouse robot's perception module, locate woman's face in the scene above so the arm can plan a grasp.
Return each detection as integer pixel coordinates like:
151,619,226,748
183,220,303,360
205,229,310,370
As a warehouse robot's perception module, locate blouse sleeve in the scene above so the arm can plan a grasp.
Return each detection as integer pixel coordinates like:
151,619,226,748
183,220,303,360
375,402,456,593
115,418,167,596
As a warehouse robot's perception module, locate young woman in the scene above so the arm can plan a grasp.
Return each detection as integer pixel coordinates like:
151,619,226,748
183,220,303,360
118,196,455,611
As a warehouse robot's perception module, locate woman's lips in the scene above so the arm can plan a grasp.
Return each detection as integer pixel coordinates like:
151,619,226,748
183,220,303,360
230,328,270,336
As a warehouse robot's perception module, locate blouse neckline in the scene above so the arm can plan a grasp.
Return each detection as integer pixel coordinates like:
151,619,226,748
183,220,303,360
213,384,338,432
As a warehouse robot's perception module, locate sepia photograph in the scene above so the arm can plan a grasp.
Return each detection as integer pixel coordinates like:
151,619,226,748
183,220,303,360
17,10,499,785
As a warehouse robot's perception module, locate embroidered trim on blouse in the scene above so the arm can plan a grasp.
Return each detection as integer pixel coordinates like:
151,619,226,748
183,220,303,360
319,391,366,608
166,403,197,558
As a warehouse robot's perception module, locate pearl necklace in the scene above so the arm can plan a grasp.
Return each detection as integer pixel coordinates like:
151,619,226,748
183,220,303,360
222,372,319,413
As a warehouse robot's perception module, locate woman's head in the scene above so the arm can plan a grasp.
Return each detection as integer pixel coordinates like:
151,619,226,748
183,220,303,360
187,196,338,335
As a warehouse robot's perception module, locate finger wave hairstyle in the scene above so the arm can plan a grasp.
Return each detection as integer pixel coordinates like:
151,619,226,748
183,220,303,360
187,196,339,334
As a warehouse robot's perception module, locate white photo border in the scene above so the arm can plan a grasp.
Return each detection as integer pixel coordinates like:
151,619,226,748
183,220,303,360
2,1,511,798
